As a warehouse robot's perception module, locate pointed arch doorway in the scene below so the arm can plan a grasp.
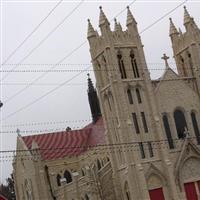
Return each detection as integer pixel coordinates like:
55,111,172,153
147,174,166,200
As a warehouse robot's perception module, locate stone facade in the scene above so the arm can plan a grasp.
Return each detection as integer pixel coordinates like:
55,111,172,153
13,6,200,200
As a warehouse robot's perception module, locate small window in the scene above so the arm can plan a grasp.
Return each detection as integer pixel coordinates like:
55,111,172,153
132,113,140,134
163,115,174,149
85,194,90,200
64,170,72,184
97,159,101,170
136,88,142,103
174,110,187,139
141,112,148,133
57,174,61,186
148,142,153,157
130,50,140,78
117,51,127,79
139,142,145,159
191,112,200,144
127,89,133,104
81,168,85,176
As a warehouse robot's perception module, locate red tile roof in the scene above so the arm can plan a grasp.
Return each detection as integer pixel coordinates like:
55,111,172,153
22,117,105,161
0,194,8,200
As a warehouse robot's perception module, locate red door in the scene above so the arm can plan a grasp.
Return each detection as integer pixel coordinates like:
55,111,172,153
197,181,200,193
184,182,198,200
149,187,165,200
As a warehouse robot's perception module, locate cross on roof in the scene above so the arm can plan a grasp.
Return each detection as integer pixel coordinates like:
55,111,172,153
161,53,170,68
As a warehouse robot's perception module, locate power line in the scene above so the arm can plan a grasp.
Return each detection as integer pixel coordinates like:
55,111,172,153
0,0,85,82
1,0,63,66
140,0,188,34
1,0,188,120
0,67,196,73
1,65,90,121
3,41,87,104
0,137,197,155
1,77,196,87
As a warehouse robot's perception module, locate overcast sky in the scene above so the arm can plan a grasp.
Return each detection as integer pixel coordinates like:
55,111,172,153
0,0,199,182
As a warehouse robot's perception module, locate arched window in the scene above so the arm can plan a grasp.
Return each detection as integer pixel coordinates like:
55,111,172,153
102,55,109,82
97,159,101,170
162,115,174,149
174,109,188,139
136,88,142,103
180,56,187,77
57,174,61,186
117,51,127,79
96,60,104,86
64,170,72,184
124,182,131,200
132,113,140,134
81,168,86,176
127,89,133,104
130,50,140,78
188,52,194,76
85,194,89,200
191,112,200,144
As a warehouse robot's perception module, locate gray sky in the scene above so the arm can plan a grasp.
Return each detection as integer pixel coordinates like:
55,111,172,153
0,0,199,182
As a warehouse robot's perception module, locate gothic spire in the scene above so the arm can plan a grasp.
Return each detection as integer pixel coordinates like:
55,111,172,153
87,19,96,38
184,6,191,25
114,18,122,32
126,6,137,26
169,18,178,36
99,6,110,27
87,73,95,92
87,74,101,123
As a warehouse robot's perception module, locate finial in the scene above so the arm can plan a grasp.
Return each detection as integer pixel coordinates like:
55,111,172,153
126,6,136,26
169,17,178,36
87,73,95,93
161,53,170,69
87,18,96,38
16,128,21,136
99,6,110,26
184,6,191,24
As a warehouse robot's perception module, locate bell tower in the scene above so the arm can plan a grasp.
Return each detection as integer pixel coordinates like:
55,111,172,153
87,6,171,200
170,6,200,95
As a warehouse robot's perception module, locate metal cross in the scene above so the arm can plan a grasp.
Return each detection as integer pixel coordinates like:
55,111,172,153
161,53,170,68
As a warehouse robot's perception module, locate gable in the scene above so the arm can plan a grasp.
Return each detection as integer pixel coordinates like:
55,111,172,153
155,69,200,112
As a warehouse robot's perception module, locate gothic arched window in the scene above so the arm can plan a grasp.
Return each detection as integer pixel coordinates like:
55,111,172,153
188,52,194,76
64,170,72,184
124,182,131,200
174,109,188,139
136,88,142,103
102,55,109,81
191,112,200,144
162,115,174,149
97,159,101,170
117,51,127,79
85,194,90,200
127,89,133,104
180,56,187,77
57,174,61,186
130,50,140,78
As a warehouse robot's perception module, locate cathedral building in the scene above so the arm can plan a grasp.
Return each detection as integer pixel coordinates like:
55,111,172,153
13,6,200,200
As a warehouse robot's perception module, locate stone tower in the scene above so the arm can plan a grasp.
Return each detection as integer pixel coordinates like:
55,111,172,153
87,6,179,200
170,6,200,95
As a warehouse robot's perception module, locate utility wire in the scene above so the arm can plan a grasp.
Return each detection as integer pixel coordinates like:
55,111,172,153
2,0,138,105
1,0,63,66
0,0,85,82
0,137,197,154
3,41,87,104
1,65,90,121
1,0,188,120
